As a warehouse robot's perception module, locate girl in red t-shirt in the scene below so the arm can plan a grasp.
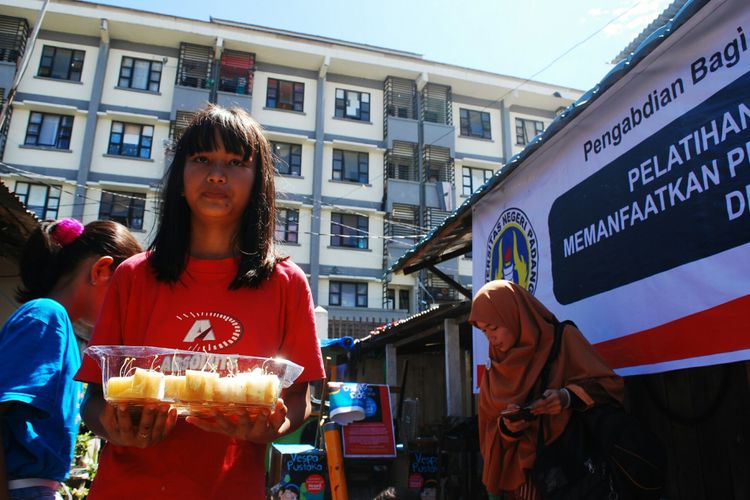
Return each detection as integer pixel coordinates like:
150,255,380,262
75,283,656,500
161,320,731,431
77,105,325,499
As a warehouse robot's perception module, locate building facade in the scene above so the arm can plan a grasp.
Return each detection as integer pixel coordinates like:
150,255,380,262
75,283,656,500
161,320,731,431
0,0,580,332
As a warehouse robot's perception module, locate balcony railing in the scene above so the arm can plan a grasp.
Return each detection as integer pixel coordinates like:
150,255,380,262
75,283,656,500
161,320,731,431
0,15,28,64
385,141,418,181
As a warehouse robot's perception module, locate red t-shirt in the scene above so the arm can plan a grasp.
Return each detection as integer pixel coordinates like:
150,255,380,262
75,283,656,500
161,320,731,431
76,253,325,499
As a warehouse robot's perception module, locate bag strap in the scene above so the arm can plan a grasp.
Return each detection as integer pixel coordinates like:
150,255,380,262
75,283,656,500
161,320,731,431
536,319,576,451
539,319,574,391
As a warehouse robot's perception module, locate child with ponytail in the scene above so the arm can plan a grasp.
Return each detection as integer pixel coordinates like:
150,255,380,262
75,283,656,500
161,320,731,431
0,219,141,500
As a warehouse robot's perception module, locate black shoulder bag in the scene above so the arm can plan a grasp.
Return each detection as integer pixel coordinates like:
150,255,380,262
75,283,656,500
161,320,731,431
531,320,666,500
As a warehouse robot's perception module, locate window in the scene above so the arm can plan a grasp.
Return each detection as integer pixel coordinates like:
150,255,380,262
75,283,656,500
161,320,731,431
13,182,60,220
271,141,301,176
331,213,368,249
386,289,395,309
329,281,367,308
399,289,410,311
38,45,85,81
515,118,544,146
24,112,73,149
118,57,162,92
275,208,299,243
219,50,255,95
462,166,493,196
266,78,304,112
332,149,368,183
108,121,154,159
459,108,491,139
386,288,411,311
335,89,370,121
99,191,146,230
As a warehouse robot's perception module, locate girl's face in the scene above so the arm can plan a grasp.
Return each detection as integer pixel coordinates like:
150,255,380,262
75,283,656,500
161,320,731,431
280,490,298,500
474,320,515,352
182,139,255,226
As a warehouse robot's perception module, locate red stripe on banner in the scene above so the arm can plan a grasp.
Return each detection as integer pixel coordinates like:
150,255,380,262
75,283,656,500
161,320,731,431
594,294,750,369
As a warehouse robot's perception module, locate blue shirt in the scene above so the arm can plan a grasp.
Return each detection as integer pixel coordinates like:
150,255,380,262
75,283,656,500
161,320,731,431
0,298,82,481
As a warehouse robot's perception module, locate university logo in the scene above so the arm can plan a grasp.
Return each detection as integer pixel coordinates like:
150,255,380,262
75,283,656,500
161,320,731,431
177,311,243,351
485,207,539,294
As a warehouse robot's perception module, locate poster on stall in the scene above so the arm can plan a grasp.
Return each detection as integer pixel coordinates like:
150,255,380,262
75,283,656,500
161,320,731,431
407,451,440,497
473,0,750,389
268,444,329,500
340,384,396,458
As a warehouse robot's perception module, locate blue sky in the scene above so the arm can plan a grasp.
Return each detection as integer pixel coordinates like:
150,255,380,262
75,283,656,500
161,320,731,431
91,0,672,91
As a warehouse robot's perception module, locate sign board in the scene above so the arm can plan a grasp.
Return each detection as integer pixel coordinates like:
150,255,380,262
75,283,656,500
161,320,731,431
407,451,440,497
340,384,397,458
268,444,329,500
473,0,750,388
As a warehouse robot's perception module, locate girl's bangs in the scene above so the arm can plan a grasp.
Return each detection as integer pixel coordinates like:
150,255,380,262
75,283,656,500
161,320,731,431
180,113,256,160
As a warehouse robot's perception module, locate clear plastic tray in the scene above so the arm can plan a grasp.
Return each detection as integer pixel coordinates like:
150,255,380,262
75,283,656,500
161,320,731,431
85,345,304,416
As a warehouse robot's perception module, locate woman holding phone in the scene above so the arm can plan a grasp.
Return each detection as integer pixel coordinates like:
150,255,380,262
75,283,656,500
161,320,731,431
470,280,624,499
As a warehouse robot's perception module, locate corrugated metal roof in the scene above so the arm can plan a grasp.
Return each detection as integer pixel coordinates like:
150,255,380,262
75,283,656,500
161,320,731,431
352,301,470,353
388,0,710,277
611,0,692,64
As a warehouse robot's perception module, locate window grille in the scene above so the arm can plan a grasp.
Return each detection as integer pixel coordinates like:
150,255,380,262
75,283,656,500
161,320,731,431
169,111,196,144
384,77,417,120
421,83,452,125
386,203,419,239
385,141,418,181
423,145,454,183
0,15,28,64
424,207,451,231
219,49,255,95
424,270,458,302
176,43,213,89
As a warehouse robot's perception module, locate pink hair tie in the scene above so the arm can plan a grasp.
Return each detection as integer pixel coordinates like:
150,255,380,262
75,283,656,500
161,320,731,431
50,218,85,247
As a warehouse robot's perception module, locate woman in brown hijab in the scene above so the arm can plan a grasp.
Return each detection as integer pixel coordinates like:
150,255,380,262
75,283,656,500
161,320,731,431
470,280,624,499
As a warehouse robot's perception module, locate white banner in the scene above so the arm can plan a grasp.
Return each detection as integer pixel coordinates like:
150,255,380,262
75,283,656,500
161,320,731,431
473,0,750,389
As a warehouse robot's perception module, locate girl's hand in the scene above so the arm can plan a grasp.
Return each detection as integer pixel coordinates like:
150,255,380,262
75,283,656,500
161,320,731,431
100,403,177,448
530,389,564,416
501,403,532,434
186,398,289,443
502,416,532,433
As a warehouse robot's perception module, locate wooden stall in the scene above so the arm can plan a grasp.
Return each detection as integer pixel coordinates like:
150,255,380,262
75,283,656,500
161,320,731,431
333,302,485,499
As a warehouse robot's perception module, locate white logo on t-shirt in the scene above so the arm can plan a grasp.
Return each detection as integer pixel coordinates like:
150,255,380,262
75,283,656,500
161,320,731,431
182,320,216,342
177,312,243,351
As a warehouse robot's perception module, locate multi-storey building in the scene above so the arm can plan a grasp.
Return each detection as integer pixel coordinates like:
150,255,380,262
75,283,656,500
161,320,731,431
0,0,580,333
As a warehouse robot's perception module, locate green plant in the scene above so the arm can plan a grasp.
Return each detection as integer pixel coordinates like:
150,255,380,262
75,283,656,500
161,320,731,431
61,429,100,499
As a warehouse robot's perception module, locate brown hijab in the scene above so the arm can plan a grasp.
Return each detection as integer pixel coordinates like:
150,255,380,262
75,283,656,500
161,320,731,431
470,280,623,494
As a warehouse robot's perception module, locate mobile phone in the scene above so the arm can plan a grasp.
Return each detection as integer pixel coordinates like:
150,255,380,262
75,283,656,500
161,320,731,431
501,406,535,422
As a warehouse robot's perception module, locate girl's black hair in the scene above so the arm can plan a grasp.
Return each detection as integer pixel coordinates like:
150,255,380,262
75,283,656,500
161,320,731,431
16,220,143,303
148,105,278,289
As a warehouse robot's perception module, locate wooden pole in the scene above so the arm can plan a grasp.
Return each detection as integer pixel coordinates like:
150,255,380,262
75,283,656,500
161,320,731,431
323,421,348,500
